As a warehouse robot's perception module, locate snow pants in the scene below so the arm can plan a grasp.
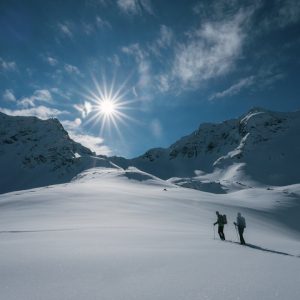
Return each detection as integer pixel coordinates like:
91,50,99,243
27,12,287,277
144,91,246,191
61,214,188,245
238,227,246,245
218,225,225,240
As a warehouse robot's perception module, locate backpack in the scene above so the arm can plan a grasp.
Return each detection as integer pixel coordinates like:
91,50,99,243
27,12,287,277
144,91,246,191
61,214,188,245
240,216,246,228
222,214,227,225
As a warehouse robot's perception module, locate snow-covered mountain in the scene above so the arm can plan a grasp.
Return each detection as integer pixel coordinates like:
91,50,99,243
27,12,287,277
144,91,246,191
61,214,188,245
1,107,300,195
0,112,116,194
111,108,300,191
1,110,300,299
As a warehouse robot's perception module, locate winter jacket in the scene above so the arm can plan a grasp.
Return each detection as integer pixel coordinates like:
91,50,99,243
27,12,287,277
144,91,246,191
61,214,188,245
236,215,246,228
214,215,225,226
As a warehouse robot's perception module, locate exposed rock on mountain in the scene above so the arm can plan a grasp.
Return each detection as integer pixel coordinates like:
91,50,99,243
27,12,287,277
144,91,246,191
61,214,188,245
111,108,300,188
0,112,116,194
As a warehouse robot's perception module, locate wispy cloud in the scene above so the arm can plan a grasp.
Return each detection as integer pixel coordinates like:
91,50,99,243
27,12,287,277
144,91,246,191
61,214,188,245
149,25,174,57
3,89,16,102
278,0,300,26
45,56,58,66
74,101,92,118
0,57,17,72
61,118,82,130
18,89,53,107
69,132,111,155
210,76,255,100
137,60,151,89
255,64,286,88
171,11,250,90
58,22,73,38
122,43,151,92
82,22,94,35
156,25,173,49
95,16,112,29
82,16,112,36
122,43,145,60
85,0,109,7
61,118,112,155
50,87,72,100
192,0,245,20
117,0,153,15
0,106,66,119
107,54,121,66
81,14,112,36
64,64,82,76
156,74,170,93
150,119,163,138
263,0,300,29
121,25,174,97
209,65,285,100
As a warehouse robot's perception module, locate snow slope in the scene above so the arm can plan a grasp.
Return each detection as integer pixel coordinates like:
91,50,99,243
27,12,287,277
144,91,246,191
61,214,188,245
0,167,299,300
1,108,299,195
0,112,117,194
111,108,300,189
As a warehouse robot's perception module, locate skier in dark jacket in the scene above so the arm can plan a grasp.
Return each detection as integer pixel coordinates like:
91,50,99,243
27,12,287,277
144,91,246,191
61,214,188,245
214,211,226,240
234,212,246,245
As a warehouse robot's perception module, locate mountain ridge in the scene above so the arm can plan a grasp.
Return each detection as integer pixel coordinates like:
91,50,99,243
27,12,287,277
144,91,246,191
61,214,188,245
0,112,116,194
110,107,300,190
1,107,299,194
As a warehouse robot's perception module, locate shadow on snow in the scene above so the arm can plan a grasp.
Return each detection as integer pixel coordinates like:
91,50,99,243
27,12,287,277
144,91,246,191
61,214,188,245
224,240,297,257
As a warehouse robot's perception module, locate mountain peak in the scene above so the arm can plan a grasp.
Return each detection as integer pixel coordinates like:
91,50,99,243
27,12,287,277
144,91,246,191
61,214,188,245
246,106,269,114
111,108,300,188
0,112,114,194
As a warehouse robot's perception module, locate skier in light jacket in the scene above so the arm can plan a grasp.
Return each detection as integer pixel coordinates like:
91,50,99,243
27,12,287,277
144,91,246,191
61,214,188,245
234,212,246,245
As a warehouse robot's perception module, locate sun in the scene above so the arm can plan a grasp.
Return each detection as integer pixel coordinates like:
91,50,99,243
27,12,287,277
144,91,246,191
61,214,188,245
99,98,116,116
81,74,136,136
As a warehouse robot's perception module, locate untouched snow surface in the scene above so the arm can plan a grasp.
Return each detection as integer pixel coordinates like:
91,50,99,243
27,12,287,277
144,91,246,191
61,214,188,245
0,167,300,300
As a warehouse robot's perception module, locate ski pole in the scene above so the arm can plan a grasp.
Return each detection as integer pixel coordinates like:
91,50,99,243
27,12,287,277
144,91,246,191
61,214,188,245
213,225,215,240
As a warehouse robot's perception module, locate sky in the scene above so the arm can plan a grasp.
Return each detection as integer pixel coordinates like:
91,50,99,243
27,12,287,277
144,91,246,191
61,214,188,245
0,0,300,158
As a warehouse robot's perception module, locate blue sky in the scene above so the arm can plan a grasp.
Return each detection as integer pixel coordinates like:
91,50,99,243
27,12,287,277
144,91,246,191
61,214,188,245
0,0,300,157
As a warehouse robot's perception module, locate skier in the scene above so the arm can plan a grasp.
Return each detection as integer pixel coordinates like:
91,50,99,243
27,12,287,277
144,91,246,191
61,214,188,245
214,211,226,240
234,212,246,245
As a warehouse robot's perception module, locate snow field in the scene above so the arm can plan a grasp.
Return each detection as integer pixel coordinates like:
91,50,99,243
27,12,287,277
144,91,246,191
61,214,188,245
0,168,299,300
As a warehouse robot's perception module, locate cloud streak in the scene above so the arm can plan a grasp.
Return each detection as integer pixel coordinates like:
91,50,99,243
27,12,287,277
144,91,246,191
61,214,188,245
68,132,112,155
61,118,112,155
3,89,16,102
0,106,67,119
64,64,82,76
58,22,73,38
0,57,17,72
150,119,163,138
117,0,153,15
171,11,249,90
122,43,152,94
74,101,93,118
18,89,53,107
95,16,112,29
263,0,300,29
210,76,255,100
149,25,174,57
46,56,58,66
209,65,285,100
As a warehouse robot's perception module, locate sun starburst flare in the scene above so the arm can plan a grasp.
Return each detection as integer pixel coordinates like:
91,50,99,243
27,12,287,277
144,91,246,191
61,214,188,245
81,74,137,136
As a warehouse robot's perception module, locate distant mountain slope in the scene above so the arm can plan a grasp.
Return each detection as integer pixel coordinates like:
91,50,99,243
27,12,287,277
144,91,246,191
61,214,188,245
111,108,300,187
0,112,117,194
1,107,300,195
